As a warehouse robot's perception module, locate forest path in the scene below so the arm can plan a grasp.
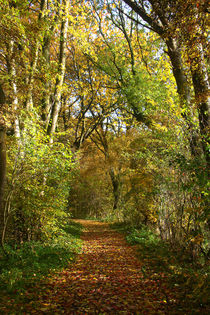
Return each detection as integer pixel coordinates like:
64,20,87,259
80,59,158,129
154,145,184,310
27,220,177,314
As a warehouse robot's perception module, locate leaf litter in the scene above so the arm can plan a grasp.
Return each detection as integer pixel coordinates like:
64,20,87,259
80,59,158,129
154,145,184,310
0,220,207,314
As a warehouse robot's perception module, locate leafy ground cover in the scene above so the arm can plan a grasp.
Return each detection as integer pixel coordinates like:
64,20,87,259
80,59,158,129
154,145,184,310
0,221,83,303
112,222,210,314
0,220,209,314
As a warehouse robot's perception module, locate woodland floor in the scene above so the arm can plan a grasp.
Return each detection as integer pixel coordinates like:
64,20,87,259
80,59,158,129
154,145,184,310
0,220,208,314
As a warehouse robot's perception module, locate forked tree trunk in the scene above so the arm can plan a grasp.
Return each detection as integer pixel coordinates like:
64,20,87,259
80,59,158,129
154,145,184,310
41,2,60,128
47,0,69,141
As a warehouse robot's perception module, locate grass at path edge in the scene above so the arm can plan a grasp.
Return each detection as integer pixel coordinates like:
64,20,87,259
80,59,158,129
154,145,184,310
0,220,83,294
110,222,210,313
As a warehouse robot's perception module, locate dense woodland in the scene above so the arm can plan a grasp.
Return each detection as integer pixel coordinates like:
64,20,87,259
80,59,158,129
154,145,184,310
0,0,209,311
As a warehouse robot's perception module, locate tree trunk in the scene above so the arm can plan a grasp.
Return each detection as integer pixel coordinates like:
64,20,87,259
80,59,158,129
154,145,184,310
25,0,47,110
6,40,21,139
166,38,201,157
41,1,60,128
189,43,210,165
0,84,6,250
41,34,52,126
109,167,120,210
121,0,206,159
47,0,69,141
166,38,191,104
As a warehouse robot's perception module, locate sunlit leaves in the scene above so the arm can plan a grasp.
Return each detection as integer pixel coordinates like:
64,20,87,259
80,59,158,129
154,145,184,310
6,112,74,240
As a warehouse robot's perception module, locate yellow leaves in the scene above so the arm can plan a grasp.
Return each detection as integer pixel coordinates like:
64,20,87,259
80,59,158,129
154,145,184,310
152,122,168,132
190,234,204,245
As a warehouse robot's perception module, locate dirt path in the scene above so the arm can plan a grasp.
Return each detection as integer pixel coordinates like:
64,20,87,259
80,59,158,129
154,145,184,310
3,220,185,314
27,220,177,314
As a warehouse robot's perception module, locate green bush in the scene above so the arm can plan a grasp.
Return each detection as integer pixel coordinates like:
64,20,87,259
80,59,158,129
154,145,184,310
5,116,75,243
126,226,159,245
0,221,83,293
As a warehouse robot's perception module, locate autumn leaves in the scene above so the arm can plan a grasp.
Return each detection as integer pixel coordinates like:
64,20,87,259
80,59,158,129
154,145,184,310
26,221,176,314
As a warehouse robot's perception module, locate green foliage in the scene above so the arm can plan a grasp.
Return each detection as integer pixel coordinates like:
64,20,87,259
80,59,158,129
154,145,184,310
155,150,209,260
126,226,159,246
5,114,75,242
0,221,83,293
112,222,169,265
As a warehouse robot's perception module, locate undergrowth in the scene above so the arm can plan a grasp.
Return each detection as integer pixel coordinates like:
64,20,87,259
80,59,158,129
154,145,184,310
0,221,83,294
111,222,210,313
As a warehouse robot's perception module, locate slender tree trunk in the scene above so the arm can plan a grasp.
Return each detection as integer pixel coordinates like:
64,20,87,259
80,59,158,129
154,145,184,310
0,84,6,251
25,42,40,110
12,76,21,139
41,1,60,128
41,34,52,126
25,0,47,110
47,0,69,141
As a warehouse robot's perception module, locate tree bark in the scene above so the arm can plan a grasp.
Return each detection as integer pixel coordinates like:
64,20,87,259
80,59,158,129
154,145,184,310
41,1,60,128
166,38,200,157
41,34,52,126
188,43,210,164
0,84,6,250
109,167,121,210
6,40,21,139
